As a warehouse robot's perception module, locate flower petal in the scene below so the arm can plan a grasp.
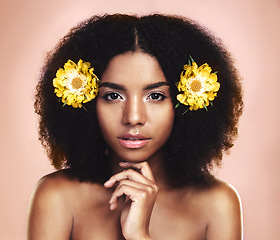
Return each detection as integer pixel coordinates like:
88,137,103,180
53,59,99,108
176,59,220,111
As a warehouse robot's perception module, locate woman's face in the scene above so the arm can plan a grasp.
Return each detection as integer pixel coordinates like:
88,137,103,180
96,51,174,163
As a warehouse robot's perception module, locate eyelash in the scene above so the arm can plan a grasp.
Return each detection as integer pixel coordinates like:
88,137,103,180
102,92,123,101
101,92,167,102
147,92,167,101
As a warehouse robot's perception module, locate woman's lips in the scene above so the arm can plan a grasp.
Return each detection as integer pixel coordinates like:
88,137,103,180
118,133,150,149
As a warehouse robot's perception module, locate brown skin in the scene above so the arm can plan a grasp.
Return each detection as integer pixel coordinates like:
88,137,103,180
27,52,242,240
27,169,242,240
96,52,174,164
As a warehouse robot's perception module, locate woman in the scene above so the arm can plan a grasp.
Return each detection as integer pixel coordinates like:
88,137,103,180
28,14,243,239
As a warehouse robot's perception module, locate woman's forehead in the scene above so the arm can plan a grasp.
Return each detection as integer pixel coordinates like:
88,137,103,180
100,51,167,86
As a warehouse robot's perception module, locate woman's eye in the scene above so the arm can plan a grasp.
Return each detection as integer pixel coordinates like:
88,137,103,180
148,92,167,101
102,92,122,101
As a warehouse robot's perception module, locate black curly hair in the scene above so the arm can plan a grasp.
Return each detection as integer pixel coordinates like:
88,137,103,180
35,13,243,187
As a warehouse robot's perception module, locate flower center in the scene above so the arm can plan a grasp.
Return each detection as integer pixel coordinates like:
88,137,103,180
190,79,202,92
71,77,84,89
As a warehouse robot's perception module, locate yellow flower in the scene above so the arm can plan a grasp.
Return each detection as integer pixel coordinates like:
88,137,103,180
177,61,220,111
53,59,99,108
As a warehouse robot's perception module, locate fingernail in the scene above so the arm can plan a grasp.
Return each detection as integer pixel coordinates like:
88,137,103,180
104,180,110,186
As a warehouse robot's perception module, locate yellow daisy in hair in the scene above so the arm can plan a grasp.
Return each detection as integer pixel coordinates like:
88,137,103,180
53,59,99,108
177,60,220,111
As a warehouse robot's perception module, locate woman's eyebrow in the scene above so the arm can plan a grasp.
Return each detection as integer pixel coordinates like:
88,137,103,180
143,81,169,90
99,81,169,91
99,82,125,90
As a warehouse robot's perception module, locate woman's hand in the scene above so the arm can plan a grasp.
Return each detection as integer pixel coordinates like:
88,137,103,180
104,161,158,240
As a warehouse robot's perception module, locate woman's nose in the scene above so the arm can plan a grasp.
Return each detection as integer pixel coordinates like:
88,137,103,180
122,96,147,126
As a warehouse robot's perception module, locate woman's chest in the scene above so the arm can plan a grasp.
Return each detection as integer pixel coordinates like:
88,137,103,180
149,199,207,240
71,202,123,240
70,197,207,240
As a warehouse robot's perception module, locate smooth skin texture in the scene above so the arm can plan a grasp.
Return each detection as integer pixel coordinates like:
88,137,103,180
96,52,175,164
27,52,243,240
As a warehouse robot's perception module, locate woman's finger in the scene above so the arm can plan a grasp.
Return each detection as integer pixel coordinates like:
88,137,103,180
104,168,154,188
109,179,155,202
119,161,155,182
109,181,157,210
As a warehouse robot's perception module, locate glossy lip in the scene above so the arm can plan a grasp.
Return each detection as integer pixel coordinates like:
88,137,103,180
118,133,150,149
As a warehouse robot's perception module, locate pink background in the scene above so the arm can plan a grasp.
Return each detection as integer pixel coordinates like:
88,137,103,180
0,0,279,239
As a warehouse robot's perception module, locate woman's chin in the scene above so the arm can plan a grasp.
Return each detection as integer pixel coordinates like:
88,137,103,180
110,148,163,164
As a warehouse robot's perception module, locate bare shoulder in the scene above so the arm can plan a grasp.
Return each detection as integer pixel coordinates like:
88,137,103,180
27,170,75,239
29,170,78,209
195,178,243,240
30,169,109,210
27,170,108,240
203,178,242,210
33,169,78,196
